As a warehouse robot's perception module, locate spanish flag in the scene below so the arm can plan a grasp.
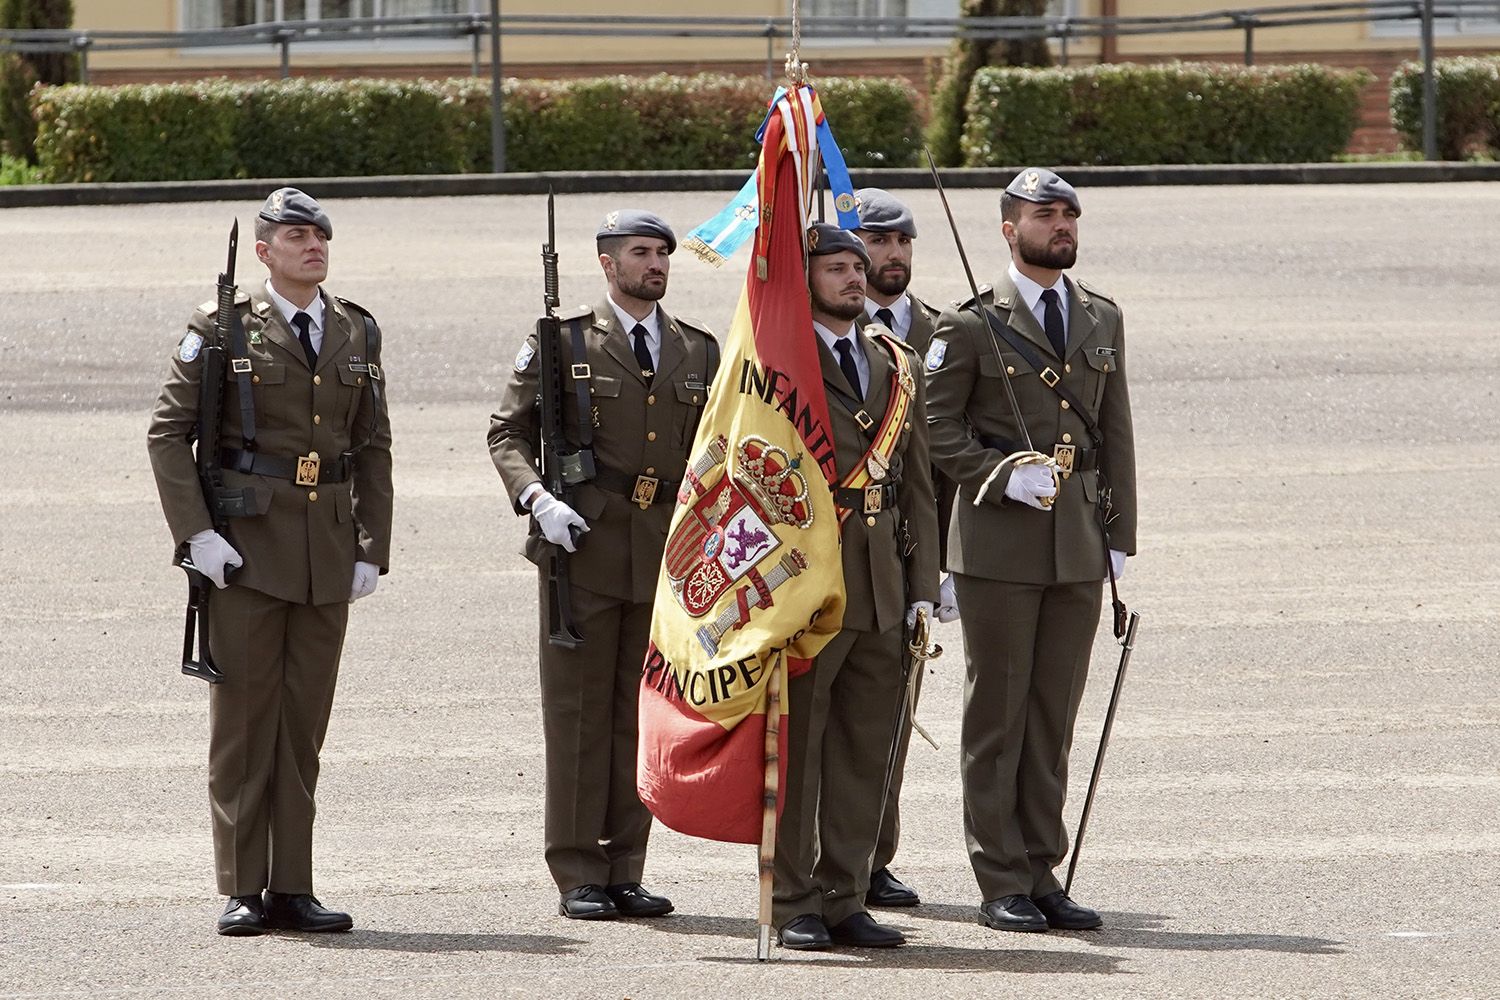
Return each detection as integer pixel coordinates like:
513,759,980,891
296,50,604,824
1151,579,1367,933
637,85,847,844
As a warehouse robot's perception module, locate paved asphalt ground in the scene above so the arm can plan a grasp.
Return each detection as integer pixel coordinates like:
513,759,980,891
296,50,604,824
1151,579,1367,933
1,184,1497,999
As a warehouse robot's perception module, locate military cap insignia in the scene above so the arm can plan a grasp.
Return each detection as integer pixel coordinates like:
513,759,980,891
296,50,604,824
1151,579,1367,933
1024,171,1041,194
806,227,820,250
604,211,619,231
834,193,856,214
270,189,285,214
178,331,203,363
925,339,947,372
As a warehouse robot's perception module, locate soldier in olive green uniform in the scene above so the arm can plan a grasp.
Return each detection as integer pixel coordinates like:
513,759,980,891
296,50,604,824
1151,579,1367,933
487,210,719,921
925,169,1137,934
148,189,393,937
851,188,951,910
774,225,940,952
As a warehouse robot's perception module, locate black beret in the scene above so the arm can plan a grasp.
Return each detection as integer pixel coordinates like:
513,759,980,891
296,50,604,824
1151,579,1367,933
1004,168,1082,217
806,223,871,269
854,187,917,238
258,187,332,239
596,209,677,254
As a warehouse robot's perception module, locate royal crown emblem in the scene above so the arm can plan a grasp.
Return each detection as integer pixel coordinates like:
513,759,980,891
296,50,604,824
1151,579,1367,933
664,435,815,628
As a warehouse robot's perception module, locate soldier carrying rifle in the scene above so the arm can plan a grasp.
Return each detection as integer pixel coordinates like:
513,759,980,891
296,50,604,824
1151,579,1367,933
487,204,719,921
147,188,394,937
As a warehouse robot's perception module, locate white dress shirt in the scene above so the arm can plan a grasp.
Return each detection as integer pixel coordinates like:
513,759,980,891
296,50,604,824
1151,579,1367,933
265,280,325,354
608,294,661,369
1007,262,1069,345
864,293,914,342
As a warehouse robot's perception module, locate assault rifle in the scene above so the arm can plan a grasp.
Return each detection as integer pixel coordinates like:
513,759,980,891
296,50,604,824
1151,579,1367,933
536,192,592,648
173,221,246,683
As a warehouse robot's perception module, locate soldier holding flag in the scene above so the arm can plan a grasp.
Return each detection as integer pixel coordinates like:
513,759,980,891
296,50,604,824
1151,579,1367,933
773,223,940,951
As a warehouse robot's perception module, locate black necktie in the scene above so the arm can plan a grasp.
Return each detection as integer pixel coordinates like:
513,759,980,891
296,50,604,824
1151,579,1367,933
629,323,655,382
874,306,896,332
1040,288,1066,359
834,337,863,401
292,311,317,369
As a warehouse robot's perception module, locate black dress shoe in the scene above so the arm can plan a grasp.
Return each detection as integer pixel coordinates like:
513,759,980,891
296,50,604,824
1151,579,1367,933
216,895,267,936
1033,890,1103,930
558,884,619,920
828,911,905,948
262,892,354,932
604,882,674,918
777,913,832,951
865,867,920,908
978,894,1049,932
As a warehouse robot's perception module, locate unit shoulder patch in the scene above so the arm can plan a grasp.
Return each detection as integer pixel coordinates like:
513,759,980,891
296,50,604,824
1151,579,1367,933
514,341,537,372
925,339,948,372
178,331,204,363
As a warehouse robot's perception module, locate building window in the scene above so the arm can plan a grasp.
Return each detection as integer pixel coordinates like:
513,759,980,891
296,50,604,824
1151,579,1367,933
183,0,475,30
1370,9,1500,37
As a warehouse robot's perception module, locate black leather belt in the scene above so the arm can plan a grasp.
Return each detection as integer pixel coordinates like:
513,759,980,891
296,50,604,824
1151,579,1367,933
834,481,899,515
592,467,679,506
220,448,351,484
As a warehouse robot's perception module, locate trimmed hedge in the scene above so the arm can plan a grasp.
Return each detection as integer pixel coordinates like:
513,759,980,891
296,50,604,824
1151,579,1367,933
30,73,922,183
961,62,1371,166
1390,56,1500,160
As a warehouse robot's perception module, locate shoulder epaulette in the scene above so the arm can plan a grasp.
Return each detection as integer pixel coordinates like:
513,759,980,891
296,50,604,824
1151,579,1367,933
197,289,250,316
673,314,716,339
956,283,994,310
1075,278,1117,307
336,296,377,321
558,304,593,324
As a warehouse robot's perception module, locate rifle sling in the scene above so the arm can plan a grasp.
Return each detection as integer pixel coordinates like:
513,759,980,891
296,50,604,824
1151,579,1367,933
227,309,257,465
567,317,595,450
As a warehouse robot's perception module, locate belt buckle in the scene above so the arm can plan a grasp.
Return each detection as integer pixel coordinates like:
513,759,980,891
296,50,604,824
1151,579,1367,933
863,485,884,515
1053,443,1076,479
1040,367,1060,387
295,452,320,487
632,474,660,509
571,363,592,381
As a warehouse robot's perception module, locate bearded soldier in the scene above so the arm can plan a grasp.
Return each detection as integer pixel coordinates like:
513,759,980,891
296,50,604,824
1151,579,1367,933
488,209,719,921
924,169,1137,934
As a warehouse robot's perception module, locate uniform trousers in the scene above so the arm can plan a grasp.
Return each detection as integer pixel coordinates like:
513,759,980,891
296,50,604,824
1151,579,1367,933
773,623,904,927
207,584,347,897
952,573,1101,901
537,577,653,892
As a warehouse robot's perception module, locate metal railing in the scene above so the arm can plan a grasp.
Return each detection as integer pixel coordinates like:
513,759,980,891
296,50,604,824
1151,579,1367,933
3,3,1498,163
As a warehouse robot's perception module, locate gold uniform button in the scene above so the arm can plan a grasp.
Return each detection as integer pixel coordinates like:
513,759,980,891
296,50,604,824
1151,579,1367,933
865,516,876,527
646,466,656,475
1065,363,1072,374
1062,432,1072,444
1006,365,1016,375
308,491,318,502
252,375,261,384
313,375,322,386
313,414,321,425
692,394,700,404
647,431,657,442
356,376,364,386
904,421,911,431
1061,400,1070,410
647,394,656,405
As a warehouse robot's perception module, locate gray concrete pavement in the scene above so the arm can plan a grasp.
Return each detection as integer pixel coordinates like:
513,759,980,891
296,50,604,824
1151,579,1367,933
1,185,1497,998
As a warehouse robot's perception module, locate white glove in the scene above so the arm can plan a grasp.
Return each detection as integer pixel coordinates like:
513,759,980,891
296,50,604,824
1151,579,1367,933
1003,463,1057,511
905,600,935,631
1109,549,1126,581
186,529,242,589
532,492,588,552
936,573,960,623
349,561,380,602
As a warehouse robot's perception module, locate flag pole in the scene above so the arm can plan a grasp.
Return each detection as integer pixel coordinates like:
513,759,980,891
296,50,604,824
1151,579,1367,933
756,654,784,960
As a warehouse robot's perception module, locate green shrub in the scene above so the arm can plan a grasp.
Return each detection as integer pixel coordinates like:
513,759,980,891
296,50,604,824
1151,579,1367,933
1390,56,1500,159
0,150,40,183
30,73,920,182
962,62,1371,166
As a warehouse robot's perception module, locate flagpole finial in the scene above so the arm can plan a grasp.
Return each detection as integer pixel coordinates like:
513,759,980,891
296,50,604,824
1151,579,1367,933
785,0,807,85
